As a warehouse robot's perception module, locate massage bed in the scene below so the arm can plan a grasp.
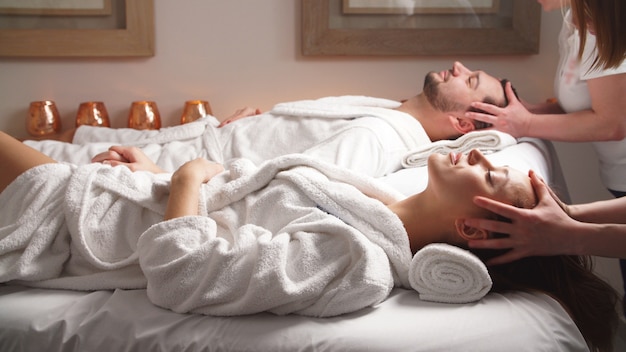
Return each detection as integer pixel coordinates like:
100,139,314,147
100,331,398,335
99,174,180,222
0,132,588,351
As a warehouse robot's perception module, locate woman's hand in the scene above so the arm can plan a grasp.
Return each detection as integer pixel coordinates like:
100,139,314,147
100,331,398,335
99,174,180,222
171,158,225,185
218,107,262,128
165,158,224,220
464,81,532,138
91,145,164,174
463,170,577,265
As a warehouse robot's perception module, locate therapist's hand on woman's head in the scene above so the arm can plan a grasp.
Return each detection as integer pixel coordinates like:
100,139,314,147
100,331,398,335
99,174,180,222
464,81,532,138
463,170,577,265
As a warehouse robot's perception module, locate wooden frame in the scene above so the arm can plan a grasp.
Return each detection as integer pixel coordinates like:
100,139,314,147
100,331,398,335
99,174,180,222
0,0,112,16
302,0,541,56
0,0,154,57
342,0,500,15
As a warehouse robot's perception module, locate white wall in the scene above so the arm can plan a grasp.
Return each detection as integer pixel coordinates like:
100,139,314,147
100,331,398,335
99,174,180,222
0,0,621,296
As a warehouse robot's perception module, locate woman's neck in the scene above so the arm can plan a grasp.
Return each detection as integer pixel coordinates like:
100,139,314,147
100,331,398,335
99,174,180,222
387,192,456,254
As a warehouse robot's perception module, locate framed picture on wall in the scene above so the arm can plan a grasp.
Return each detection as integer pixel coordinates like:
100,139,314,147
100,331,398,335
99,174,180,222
0,0,112,16
0,0,154,57
342,0,500,15
302,0,541,56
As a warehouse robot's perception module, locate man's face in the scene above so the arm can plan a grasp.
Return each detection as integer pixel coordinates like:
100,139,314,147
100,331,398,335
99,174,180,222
423,61,506,113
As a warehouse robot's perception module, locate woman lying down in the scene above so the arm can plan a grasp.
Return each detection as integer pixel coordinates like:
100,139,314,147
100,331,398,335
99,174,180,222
0,131,618,351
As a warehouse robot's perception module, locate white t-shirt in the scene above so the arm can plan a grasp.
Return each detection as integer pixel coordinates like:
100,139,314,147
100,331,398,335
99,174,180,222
555,10,626,191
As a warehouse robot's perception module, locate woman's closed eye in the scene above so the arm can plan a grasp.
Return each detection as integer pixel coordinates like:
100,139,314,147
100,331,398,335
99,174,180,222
468,74,479,89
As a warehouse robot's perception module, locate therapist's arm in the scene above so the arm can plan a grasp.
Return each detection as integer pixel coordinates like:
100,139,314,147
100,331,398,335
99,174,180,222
568,196,626,224
467,74,626,141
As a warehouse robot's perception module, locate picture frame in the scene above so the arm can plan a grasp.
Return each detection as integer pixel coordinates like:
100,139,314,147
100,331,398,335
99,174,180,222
0,0,112,16
0,0,154,57
342,0,500,15
302,0,541,56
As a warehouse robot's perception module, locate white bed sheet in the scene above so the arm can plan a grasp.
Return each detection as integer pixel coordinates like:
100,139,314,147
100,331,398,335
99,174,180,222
0,138,588,351
0,285,586,352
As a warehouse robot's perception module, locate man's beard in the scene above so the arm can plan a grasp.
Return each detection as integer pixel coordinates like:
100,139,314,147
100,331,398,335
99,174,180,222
423,72,465,112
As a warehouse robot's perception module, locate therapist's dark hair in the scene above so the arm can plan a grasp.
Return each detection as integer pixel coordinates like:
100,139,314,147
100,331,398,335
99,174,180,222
571,0,626,70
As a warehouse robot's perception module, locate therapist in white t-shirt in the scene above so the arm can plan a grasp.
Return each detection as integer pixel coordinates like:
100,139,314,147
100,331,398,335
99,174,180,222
466,0,626,195
459,0,626,317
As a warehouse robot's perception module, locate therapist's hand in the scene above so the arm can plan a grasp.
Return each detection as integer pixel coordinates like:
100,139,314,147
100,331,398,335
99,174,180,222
464,81,532,138
464,170,576,265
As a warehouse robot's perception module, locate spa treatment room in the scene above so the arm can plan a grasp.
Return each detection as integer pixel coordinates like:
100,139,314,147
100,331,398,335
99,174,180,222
0,0,625,351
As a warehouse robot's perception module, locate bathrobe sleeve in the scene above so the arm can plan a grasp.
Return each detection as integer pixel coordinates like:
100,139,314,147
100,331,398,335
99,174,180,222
73,125,161,144
303,118,409,177
137,214,395,317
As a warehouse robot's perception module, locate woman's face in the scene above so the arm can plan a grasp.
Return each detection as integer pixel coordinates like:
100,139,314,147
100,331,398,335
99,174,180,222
427,149,534,218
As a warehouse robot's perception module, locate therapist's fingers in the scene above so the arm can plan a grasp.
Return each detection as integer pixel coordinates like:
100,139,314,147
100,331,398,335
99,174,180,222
534,172,561,203
529,170,550,197
467,237,532,265
467,237,529,265
472,196,526,220
504,81,520,104
463,217,515,235
529,170,571,214
462,112,496,125
529,170,560,205
465,101,503,117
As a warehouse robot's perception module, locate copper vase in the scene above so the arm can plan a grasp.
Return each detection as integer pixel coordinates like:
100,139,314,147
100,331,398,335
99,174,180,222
128,101,161,130
26,100,62,136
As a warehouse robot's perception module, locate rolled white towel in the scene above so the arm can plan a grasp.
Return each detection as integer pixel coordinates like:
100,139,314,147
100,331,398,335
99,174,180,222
402,130,516,168
409,243,492,304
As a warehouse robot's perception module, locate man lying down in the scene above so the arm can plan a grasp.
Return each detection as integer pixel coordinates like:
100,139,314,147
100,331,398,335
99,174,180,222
25,62,509,177
0,130,617,352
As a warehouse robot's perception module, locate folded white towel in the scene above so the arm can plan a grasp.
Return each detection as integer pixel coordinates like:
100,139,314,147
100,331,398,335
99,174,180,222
409,243,492,304
402,130,516,168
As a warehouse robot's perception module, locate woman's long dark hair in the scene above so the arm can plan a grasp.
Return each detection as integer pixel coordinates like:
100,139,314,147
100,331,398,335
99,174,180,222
571,0,626,70
471,247,619,352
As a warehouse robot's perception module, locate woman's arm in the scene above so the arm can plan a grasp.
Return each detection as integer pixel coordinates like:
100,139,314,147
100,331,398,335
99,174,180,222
466,74,626,141
164,158,224,220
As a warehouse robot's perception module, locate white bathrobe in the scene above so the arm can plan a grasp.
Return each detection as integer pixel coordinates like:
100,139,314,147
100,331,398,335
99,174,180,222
25,96,431,177
0,154,414,317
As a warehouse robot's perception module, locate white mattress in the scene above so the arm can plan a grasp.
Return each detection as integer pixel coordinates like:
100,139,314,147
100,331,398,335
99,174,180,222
0,285,587,352
0,139,588,351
